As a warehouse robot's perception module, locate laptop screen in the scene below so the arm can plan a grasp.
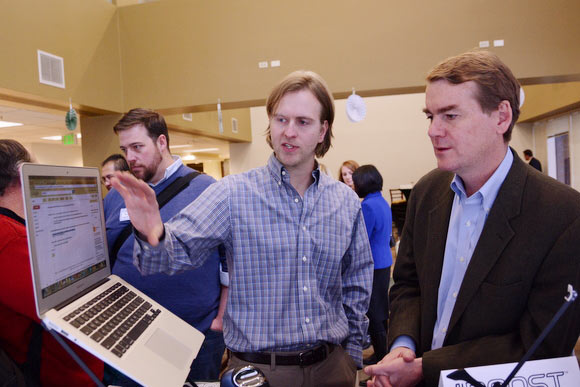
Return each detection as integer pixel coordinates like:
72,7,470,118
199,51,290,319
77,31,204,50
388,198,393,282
21,164,111,315
28,175,107,298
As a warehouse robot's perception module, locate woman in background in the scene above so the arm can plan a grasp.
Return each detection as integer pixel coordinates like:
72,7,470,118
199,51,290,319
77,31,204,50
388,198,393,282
338,160,359,190
352,164,392,364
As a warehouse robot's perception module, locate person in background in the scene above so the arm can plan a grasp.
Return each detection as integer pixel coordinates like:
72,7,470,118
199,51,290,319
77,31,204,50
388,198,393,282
103,109,227,385
101,153,130,191
111,71,373,387
523,149,542,172
339,160,359,190
365,50,580,387
352,165,393,365
0,139,104,385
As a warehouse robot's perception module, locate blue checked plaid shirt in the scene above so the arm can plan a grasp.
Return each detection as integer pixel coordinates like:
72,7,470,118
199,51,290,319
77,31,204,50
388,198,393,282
134,154,373,366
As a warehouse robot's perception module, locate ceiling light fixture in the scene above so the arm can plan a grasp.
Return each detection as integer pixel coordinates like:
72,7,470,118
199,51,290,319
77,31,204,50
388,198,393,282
182,155,197,161
41,133,82,141
0,120,23,128
41,135,63,141
182,148,219,153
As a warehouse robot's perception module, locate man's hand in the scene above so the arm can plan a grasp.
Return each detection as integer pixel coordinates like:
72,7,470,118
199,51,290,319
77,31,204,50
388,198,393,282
364,347,423,387
111,171,164,246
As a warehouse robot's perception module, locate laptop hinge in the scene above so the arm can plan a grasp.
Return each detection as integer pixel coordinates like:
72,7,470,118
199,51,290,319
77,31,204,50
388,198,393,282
54,277,111,311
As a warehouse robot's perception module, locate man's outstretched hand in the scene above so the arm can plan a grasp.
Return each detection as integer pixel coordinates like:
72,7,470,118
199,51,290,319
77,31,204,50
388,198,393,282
111,171,164,246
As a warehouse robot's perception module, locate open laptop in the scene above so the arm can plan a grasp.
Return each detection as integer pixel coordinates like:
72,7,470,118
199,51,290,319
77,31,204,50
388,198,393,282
20,163,205,387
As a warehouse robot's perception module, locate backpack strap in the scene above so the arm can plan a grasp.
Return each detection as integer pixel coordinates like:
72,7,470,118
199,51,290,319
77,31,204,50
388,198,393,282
109,171,200,267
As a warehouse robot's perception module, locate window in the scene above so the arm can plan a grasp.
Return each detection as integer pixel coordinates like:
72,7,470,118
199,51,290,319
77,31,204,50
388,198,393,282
547,132,570,185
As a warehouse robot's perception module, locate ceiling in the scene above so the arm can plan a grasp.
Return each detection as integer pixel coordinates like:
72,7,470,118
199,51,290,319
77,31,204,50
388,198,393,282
0,104,230,161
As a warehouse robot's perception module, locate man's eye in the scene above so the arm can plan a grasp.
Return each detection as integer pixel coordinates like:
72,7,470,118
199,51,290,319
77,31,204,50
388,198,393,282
446,114,458,120
120,148,127,155
299,119,309,125
425,115,433,122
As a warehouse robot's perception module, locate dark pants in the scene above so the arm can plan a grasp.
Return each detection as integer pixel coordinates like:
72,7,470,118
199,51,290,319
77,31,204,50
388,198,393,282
228,345,356,387
367,266,391,360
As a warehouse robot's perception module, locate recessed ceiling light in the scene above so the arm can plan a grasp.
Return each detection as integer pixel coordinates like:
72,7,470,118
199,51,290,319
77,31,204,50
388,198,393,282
41,135,63,141
0,120,23,128
41,134,82,141
182,148,219,153
182,155,197,161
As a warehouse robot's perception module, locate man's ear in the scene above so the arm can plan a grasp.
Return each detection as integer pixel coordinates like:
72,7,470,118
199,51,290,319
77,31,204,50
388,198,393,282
156,134,168,152
319,120,329,143
496,100,512,136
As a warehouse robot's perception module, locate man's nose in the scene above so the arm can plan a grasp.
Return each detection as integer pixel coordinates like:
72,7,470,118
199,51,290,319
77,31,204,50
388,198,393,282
428,117,444,138
284,120,298,137
125,150,136,162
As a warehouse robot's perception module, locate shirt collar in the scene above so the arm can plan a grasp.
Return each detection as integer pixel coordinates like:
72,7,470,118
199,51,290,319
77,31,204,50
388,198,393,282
267,153,322,187
149,155,182,187
0,207,25,225
450,147,513,210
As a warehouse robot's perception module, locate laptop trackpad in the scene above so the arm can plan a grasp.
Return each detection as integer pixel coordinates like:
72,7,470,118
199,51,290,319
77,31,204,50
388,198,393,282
145,328,191,369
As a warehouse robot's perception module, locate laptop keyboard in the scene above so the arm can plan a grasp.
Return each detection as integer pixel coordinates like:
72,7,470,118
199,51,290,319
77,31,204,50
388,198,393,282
63,282,161,358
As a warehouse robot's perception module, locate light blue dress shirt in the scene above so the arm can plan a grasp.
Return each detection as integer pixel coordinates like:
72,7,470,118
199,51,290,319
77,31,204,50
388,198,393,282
392,148,513,353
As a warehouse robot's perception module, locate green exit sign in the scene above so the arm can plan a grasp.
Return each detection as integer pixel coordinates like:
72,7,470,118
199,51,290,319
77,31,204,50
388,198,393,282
62,134,75,145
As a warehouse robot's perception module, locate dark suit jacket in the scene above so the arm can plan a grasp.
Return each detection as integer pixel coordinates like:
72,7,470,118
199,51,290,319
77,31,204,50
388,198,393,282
388,149,580,385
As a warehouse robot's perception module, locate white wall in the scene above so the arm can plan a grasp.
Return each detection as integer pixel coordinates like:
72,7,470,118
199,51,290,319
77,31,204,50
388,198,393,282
230,93,537,201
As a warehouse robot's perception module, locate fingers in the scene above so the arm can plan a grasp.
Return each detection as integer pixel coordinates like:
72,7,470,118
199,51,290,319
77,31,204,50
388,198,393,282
368,375,392,387
364,364,389,377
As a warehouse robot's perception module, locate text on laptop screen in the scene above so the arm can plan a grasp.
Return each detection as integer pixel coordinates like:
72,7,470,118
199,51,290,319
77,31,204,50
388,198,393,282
29,175,107,298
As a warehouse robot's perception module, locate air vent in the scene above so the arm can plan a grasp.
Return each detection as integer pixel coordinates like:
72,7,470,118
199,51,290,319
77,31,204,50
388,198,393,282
231,118,238,133
182,113,192,121
37,50,65,88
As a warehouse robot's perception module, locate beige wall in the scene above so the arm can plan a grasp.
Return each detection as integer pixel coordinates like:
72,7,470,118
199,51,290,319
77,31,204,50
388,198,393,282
231,93,539,200
0,0,123,113
203,160,223,181
23,142,83,166
118,0,580,111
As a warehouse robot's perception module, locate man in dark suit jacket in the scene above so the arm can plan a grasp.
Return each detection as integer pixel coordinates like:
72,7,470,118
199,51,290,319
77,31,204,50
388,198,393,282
523,149,543,171
365,51,580,386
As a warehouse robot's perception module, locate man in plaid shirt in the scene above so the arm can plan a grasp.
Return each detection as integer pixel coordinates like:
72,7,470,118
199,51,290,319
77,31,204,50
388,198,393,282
113,70,373,386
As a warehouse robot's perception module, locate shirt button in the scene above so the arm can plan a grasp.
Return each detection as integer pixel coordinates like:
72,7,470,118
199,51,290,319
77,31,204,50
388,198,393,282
282,171,286,176
302,256,307,262
466,220,471,227
303,286,308,292
442,327,447,333
294,198,299,203
459,257,465,263
452,292,457,298
302,226,307,231
305,317,310,323
278,181,281,186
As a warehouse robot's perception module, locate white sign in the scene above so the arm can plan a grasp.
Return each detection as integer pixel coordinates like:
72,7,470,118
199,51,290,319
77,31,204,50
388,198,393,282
439,355,580,387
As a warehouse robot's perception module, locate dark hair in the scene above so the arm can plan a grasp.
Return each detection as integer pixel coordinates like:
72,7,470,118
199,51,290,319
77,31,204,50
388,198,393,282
101,154,130,172
113,108,170,147
427,50,520,142
0,139,32,196
352,164,383,198
265,70,334,158
523,149,533,157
